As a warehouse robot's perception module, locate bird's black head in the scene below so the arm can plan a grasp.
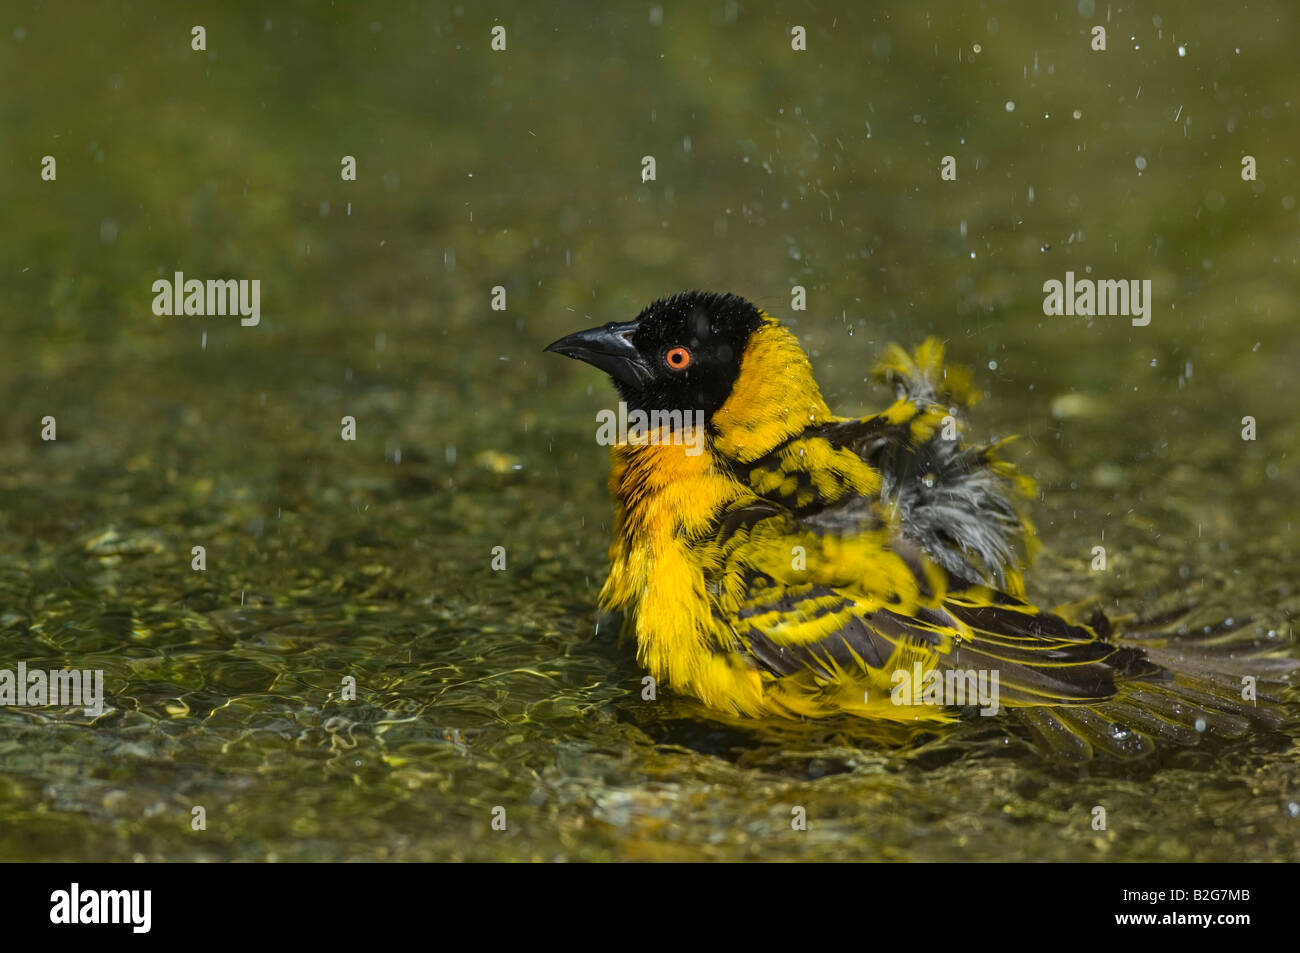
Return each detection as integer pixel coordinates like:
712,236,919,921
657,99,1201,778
544,291,766,416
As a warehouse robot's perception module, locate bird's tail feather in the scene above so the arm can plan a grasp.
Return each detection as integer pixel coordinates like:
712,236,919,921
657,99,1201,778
1011,615,1297,762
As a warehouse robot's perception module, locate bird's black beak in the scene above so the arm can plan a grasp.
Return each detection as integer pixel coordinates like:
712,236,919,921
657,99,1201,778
544,320,655,387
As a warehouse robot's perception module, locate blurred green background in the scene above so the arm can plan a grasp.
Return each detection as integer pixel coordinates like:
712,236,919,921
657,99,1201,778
1,0,1297,860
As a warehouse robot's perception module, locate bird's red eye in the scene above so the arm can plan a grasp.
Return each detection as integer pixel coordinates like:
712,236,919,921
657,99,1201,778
665,346,692,370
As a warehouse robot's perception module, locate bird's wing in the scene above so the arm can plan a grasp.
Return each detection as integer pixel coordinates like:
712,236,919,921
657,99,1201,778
710,500,1286,758
713,502,1134,707
728,336,1035,592
864,336,1036,589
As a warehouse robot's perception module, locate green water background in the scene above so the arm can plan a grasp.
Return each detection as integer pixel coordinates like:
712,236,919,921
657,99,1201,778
1,0,1298,860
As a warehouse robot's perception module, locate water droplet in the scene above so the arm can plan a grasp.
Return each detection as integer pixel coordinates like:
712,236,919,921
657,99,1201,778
1135,156,1148,171
1194,717,1207,734
1004,100,1015,112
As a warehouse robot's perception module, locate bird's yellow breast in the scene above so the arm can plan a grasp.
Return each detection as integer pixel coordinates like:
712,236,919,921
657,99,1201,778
599,440,776,714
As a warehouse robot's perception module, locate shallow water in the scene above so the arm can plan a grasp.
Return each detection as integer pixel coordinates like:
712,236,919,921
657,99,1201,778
2,1,1298,861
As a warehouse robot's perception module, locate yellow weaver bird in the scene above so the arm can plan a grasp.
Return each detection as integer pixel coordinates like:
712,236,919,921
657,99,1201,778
546,291,1293,760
